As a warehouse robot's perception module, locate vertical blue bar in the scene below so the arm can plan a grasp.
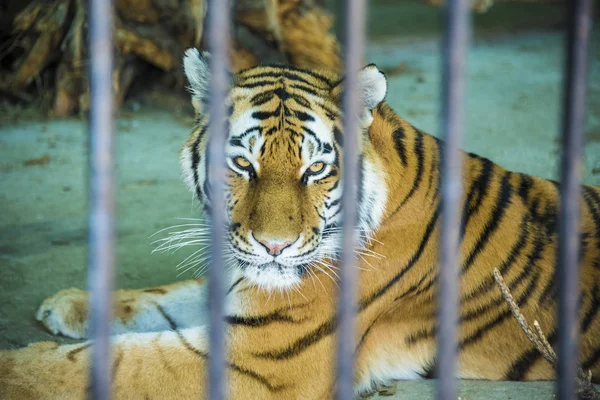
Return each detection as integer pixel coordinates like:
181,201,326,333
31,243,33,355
557,0,593,398
87,0,115,398
206,1,230,399
335,1,366,399
437,0,470,399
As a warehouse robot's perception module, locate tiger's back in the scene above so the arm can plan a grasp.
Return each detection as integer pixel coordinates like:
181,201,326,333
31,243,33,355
354,102,600,386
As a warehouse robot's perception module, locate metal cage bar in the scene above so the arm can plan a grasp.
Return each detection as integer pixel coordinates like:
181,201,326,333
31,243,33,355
437,0,471,399
87,0,115,397
205,1,231,399
335,1,367,399
557,0,593,398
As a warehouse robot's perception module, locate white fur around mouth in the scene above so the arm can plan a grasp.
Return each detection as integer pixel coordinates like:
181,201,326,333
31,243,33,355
241,261,302,290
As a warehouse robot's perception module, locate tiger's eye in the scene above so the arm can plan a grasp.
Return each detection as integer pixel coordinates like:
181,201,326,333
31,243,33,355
308,162,325,174
234,157,251,169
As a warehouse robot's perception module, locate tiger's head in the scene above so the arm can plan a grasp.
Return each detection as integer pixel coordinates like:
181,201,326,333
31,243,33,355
180,49,388,290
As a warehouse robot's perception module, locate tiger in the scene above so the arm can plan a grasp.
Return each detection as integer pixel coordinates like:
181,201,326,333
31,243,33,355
1,48,599,399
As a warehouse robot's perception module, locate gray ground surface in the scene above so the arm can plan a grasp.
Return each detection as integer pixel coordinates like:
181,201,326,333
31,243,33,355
368,379,575,399
1,1,599,398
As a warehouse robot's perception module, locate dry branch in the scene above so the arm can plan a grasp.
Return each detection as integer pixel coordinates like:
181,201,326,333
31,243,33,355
493,268,600,399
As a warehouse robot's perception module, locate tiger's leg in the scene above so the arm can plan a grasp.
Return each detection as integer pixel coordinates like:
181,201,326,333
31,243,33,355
36,279,207,339
1,304,337,399
1,328,211,399
354,312,436,395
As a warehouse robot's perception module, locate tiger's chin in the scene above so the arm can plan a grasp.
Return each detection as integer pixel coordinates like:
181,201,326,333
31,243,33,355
240,261,304,291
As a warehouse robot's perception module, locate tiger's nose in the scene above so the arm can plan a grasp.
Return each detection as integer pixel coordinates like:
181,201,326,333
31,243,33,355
258,239,295,256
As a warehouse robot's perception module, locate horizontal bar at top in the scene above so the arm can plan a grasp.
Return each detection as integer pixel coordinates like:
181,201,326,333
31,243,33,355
86,0,116,398
557,0,593,399
205,1,231,400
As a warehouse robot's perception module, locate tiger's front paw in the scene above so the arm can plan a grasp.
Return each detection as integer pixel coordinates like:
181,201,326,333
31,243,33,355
36,288,89,339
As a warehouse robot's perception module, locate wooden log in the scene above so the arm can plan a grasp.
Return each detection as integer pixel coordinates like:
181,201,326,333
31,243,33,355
115,21,177,71
116,0,161,24
9,0,71,90
53,0,85,117
236,0,341,71
2,0,341,116
280,5,341,71
113,56,142,109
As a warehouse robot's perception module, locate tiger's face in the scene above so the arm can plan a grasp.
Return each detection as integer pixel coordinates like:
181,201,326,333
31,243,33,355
180,49,388,290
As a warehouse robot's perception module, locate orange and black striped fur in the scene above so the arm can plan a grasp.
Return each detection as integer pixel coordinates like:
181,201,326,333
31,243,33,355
1,49,599,399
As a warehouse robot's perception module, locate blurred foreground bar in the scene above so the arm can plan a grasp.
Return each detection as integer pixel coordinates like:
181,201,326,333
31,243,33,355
205,0,231,399
87,0,115,398
557,0,593,399
335,1,366,399
437,0,471,399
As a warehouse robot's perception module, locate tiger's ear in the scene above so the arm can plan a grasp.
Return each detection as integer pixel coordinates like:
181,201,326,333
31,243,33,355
331,64,387,127
183,48,211,114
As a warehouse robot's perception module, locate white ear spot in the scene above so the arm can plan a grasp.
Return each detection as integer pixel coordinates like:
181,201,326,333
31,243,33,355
358,65,387,110
183,48,211,112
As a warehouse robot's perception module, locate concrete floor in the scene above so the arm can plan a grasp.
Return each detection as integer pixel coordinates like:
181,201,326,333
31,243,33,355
367,379,570,399
1,1,599,398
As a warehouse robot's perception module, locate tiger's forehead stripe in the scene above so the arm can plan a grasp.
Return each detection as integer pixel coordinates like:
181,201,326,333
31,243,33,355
229,72,342,139
235,65,336,88
234,67,338,110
